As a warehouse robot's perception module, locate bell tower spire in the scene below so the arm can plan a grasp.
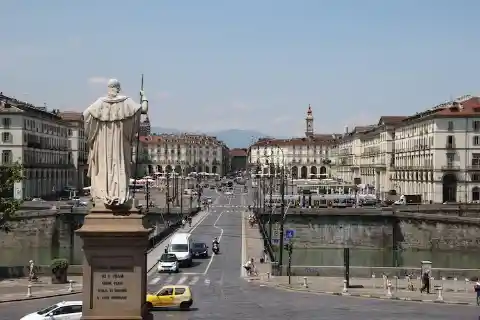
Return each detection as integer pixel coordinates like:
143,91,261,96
305,104,314,137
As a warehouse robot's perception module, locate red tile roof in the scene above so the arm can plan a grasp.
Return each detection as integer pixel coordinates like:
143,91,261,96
59,111,83,122
230,148,247,157
403,96,480,122
139,134,225,146
378,116,407,125
251,136,336,147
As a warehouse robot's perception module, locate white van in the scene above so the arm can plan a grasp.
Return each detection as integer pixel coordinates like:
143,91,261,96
168,233,193,267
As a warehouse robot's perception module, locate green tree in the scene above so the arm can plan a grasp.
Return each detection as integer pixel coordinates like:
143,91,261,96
0,162,24,232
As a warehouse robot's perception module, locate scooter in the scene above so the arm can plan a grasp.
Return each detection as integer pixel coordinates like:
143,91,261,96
212,243,220,254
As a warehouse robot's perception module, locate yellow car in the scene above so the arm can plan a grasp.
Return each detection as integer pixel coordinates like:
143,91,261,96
146,285,193,310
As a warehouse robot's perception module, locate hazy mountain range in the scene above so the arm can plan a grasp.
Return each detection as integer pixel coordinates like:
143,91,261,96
150,127,272,148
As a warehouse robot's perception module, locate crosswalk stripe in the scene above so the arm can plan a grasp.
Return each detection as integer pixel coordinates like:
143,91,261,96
149,277,161,285
188,276,199,285
148,275,212,287
176,276,188,285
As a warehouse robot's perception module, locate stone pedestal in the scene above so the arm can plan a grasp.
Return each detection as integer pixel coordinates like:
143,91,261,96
76,207,151,320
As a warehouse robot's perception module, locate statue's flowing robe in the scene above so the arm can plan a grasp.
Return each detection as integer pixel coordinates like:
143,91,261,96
83,96,142,206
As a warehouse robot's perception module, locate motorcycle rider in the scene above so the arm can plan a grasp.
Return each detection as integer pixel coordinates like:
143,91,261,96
212,237,220,251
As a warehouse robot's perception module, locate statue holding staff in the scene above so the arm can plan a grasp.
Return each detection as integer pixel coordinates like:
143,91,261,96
83,78,148,209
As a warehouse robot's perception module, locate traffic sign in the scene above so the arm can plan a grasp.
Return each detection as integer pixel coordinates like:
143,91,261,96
285,229,295,239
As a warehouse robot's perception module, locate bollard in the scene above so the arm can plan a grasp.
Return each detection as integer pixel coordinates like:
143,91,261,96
386,281,392,298
436,286,444,301
266,272,270,282
342,279,349,294
453,277,458,292
27,284,32,298
465,279,470,292
68,280,74,292
372,274,376,288
303,277,308,288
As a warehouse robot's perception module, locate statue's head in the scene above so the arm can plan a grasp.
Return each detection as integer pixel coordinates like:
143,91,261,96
107,79,121,98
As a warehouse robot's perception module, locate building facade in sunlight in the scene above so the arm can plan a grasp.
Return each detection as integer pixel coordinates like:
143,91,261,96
249,105,337,179
250,95,480,204
58,111,89,190
138,133,229,176
330,95,480,203
0,94,87,199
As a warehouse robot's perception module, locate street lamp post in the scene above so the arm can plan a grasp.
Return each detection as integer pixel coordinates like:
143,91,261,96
261,145,286,264
278,163,286,274
166,169,171,215
145,176,150,213
268,162,274,248
180,169,184,218
196,174,201,209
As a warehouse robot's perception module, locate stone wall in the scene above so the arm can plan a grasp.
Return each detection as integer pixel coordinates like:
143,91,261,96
258,209,480,268
1,210,73,266
1,208,190,266
262,209,480,250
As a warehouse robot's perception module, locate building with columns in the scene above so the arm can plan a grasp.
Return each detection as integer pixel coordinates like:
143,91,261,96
249,105,336,178
329,118,404,199
138,133,229,176
0,94,77,199
328,94,480,203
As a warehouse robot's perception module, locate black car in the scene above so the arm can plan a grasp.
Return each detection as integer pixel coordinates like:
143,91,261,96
191,242,209,258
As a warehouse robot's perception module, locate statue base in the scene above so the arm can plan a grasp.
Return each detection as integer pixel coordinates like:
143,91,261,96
76,206,152,320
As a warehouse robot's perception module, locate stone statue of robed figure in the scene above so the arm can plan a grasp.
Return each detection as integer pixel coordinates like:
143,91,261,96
83,79,148,209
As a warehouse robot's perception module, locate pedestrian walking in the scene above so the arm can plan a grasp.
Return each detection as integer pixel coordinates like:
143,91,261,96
420,271,430,294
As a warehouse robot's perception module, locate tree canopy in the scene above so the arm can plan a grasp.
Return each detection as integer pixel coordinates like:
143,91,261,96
0,162,24,232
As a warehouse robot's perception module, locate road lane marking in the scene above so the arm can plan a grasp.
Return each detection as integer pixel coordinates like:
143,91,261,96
202,196,231,275
149,276,162,285
176,276,188,284
180,272,203,275
188,276,199,285
204,279,211,285
147,193,224,273
164,276,174,284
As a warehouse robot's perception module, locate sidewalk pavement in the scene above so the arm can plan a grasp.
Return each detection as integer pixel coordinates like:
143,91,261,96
243,213,271,277
253,275,480,306
0,276,83,303
242,221,479,305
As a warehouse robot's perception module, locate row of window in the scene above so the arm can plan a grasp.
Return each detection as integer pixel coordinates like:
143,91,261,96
23,118,69,137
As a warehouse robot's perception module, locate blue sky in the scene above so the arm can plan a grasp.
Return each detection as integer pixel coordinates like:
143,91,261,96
1,1,480,137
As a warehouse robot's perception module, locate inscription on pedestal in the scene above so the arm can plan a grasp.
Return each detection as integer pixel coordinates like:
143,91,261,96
95,271,129,301
90,257,134,310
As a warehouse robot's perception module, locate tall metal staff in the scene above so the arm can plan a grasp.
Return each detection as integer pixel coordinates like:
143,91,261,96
132,74,144,202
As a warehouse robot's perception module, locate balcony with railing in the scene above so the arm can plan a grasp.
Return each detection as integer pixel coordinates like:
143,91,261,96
466,163,480,171
441,164,461,171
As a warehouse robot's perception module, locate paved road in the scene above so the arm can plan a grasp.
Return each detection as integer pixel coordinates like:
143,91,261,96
3,186,480,319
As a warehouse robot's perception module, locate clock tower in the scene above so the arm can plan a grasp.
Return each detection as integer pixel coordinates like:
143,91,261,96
305,104,314,137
